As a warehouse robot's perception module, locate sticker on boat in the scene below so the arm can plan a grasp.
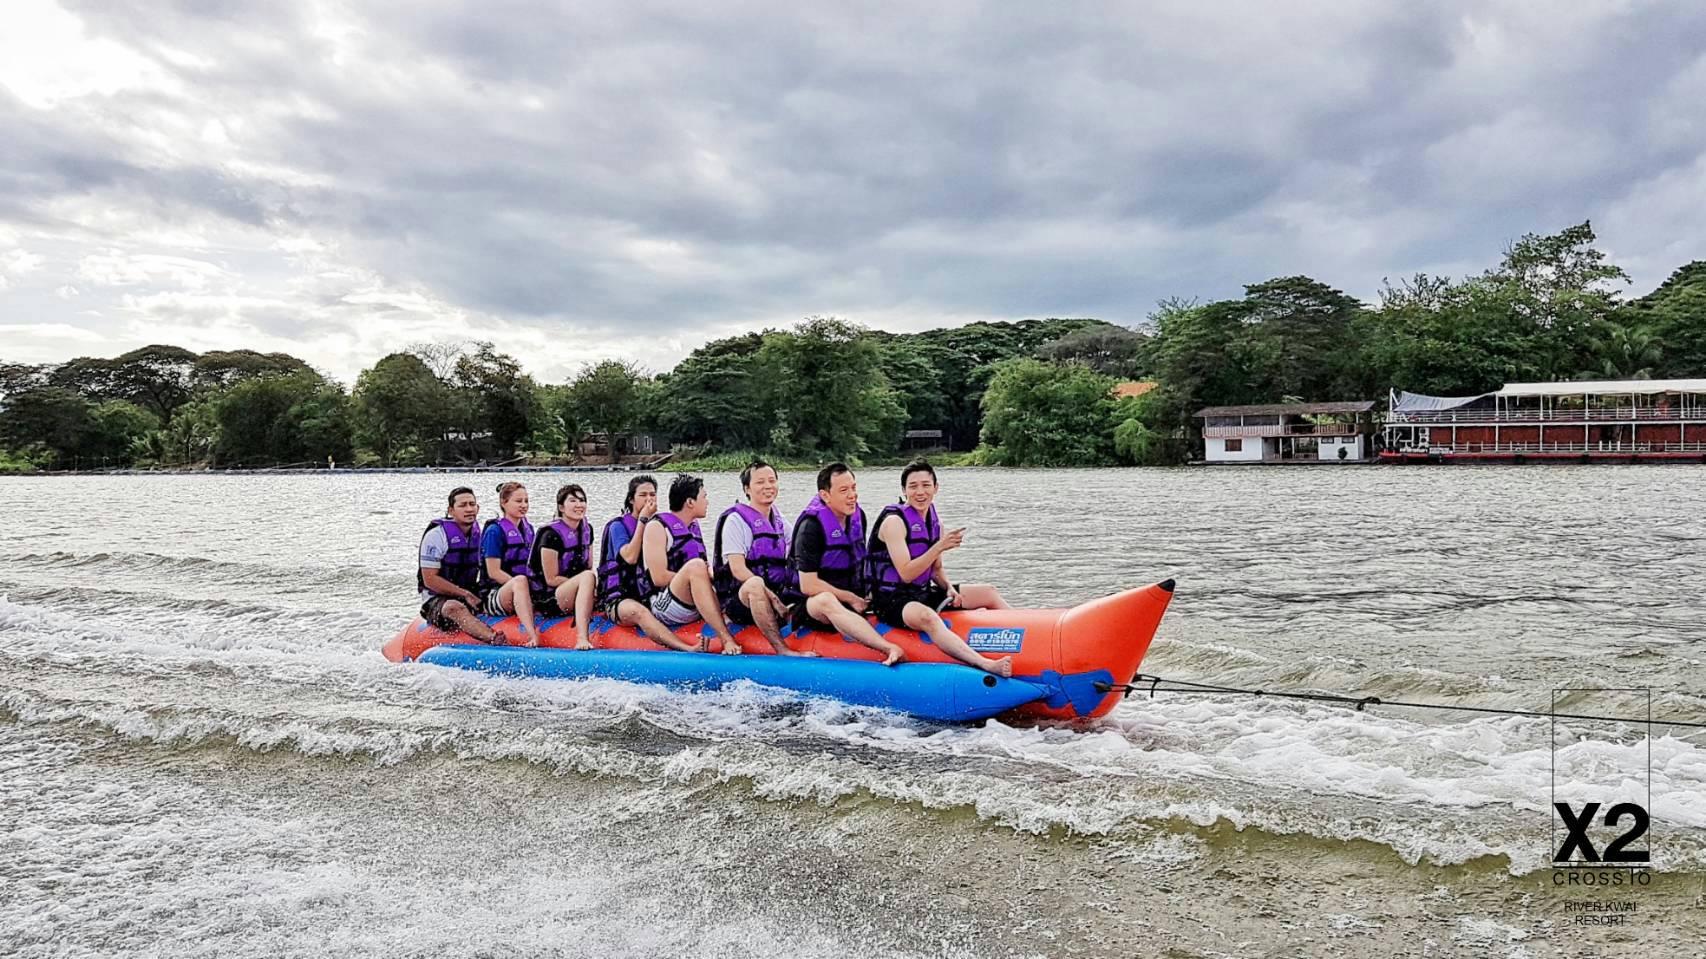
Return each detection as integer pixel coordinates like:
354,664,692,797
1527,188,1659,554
967,627,1025,653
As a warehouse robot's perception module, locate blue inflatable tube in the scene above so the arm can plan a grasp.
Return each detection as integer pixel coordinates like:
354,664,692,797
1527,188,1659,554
418,645,1053,723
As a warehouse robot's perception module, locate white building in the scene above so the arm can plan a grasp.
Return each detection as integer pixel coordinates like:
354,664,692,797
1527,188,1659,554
1196,401,1376,464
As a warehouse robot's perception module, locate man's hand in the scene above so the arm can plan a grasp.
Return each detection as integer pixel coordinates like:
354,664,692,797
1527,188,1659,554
845,594,869,614
939,528,966,552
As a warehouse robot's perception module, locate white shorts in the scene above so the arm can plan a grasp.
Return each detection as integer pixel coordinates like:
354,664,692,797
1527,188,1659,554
648,588,702,628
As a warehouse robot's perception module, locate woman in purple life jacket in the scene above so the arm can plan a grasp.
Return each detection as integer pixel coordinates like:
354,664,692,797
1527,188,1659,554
528,483,599,649
417,486,511,645
599,475,698,652
868,460,1013,677
479,481,544,647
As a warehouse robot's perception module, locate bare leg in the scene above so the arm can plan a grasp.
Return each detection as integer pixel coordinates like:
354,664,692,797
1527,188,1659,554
498,578,542,646
440,600,507,645
807,592,903,666
555,571,597,649
669,559,740,654
954,583,1010,610
741,576,810,656
902,602,1011,676
618,598,697,652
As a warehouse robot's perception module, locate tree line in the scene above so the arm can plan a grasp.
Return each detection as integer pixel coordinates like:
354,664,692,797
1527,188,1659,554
2,222,1702,471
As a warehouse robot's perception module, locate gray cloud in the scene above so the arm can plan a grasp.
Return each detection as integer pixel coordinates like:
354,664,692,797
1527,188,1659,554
2,1,1704,379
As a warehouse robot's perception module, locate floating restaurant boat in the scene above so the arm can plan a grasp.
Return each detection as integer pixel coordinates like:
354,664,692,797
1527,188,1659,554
1382,378,1706,463
382,580,1176,722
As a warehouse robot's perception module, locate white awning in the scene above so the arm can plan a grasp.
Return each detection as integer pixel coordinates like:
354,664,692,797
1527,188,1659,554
1390,390,1486,413
1495,378,1706,398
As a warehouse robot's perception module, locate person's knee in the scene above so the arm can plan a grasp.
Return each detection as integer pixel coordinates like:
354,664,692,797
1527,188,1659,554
677,557,709,579
739,577,766,603
806,592,838,617
902,602,939,630
444,599,469,618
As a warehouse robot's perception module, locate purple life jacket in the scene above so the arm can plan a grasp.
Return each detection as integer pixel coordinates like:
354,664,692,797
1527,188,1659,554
596,514,645,605
528,517,593,591
713,502,795,603
869,502,941,595
418,517,482,595
794,495,867,594
653,511,706,576
481,516,535,589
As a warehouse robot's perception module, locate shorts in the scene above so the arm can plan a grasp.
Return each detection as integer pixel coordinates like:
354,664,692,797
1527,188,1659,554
421,595,470,631
478,587,510,617
532,589,567,618
648,588,702,628
872,582,959,630
723,584,797,626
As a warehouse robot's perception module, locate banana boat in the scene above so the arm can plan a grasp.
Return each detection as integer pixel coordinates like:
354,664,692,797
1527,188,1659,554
382,579,1175,722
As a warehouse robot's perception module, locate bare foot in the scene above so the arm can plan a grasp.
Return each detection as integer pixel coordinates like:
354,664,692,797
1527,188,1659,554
720,637,743,655
574,639,594,651
881,645,904,667
489,628,513,646
772,644,816,658
981,656,1013,678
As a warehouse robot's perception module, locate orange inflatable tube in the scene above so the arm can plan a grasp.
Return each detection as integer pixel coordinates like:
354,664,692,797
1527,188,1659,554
383,579,1174,720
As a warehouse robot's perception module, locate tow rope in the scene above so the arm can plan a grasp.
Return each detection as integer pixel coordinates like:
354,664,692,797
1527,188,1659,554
1093,673,1706,730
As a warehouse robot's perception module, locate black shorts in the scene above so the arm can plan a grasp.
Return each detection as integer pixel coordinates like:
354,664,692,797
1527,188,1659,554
532,589,567,618
421,595,475,631
725,584,798,627
872,582,959,630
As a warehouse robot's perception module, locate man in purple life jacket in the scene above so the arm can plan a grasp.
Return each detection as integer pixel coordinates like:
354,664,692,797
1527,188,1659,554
791,463,905,666
640,473,744,654
417,486,511,645
713,460,814,657
869,459,1013,677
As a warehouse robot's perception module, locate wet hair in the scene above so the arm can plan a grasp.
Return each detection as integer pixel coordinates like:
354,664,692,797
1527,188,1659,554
669,473,704,511
623,474,657,514
899,459,937,491
446,486,476,511
740,459,775,491
556,483,587,510
495,481,526,503
817,462,854,492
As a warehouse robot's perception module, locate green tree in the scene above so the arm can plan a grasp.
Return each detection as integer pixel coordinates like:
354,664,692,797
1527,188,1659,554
0,388,95,468
50,345,199,423
650,332,772,449
1235,276,1364,401
214,373,353,465
756,317,905,458
570,360,648,463
352,353,451,466
192,350,313,391
451,344,540,460
1626,261,1706,377
978,359,1118,466
159,397,220,466
1581,323,1663,380
86,401,160,466
1036,322,1152,378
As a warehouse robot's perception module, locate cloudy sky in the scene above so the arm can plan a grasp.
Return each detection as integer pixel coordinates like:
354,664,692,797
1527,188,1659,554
3,1,1704,383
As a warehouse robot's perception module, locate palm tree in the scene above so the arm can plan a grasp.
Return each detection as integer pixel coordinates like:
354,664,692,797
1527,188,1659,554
1583,324,1663,380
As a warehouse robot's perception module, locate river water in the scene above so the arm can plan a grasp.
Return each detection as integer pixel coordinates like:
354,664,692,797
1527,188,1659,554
2,466,1703,958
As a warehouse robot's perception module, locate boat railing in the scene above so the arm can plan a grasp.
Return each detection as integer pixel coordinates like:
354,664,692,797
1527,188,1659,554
1203,424,1360,439
1399,440,1706,454
1392,407,1699,424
